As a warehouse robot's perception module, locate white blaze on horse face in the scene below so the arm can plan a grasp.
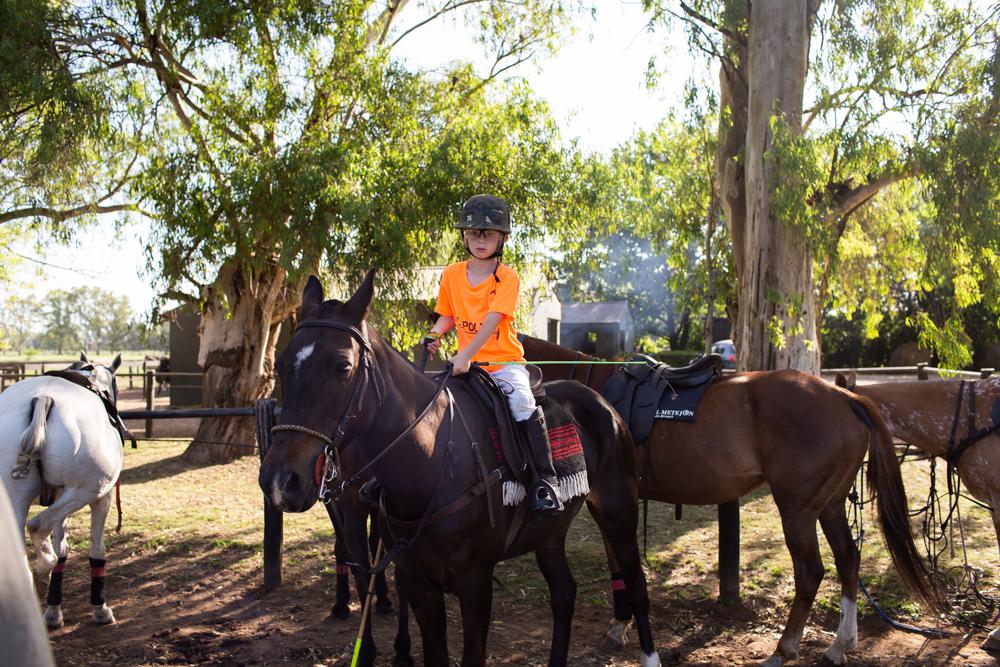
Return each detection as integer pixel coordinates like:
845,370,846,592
294,343,316,374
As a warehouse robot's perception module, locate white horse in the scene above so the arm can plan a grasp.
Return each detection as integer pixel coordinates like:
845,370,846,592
0,353,124,629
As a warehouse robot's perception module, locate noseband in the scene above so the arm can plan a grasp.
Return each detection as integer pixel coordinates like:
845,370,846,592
271,318,450,504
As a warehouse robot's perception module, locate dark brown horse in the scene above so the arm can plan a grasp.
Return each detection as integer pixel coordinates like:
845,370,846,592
521,335,938,667
258,273,660,667
836,371,1000,652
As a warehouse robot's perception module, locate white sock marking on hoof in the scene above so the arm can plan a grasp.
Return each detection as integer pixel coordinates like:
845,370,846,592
640,651,661,667
92,604,115,625
44,606,63,629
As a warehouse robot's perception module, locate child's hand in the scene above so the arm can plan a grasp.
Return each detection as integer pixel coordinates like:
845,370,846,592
425,337,441,355
449,353,471,375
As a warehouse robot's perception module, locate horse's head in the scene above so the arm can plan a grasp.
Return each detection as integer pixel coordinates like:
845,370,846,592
259,270,379,512
68,353,123,404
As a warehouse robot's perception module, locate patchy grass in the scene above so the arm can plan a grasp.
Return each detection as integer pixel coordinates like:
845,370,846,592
36,438,1000,666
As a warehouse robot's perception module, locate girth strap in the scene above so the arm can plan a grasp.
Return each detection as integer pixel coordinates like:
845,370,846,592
945,379,1000,466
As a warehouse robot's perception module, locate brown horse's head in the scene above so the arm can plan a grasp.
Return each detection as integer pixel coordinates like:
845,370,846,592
259,271,377,512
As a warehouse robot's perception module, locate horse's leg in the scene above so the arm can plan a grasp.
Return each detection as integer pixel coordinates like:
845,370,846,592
370,508,392,614
456,566,495,667
763,504,825,667
818,501,859,665
589,508,659,666
43,516,69,628
399,567,448,667
392,569,414,667
534,541,576,667
25,487,91,579
591,501,633,653
348,567,377,667
325,502,351,619
88,491,115,624
981,503,1000,653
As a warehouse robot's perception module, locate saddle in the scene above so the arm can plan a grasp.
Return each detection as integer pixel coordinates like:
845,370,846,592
457,366,588,506
459,366,536,487
601,353,723,445
43,370,136,449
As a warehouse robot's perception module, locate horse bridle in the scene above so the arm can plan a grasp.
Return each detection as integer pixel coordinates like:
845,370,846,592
271,318,450,504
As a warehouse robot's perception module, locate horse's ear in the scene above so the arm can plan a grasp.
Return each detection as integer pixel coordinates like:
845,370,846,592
111,353,122,373
80,351,90,363
847,369,857,389
344,269,376,322
300,275,324,320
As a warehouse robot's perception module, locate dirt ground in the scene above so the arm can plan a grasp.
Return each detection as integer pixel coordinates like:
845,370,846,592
28,387,1000,666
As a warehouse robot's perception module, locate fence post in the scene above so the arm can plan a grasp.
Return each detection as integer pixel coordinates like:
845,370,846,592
129,366,134,389
718,500,740,604
981,368,994,379
144,370,154,438
256,398,283,591
917,362,928,381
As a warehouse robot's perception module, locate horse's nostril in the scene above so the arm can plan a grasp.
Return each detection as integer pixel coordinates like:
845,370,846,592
278,469,301,497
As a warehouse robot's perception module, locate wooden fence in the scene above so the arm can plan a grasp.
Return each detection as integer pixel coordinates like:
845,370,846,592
3,362,997,597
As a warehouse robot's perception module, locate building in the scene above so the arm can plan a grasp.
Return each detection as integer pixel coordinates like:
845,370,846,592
560,301,634,358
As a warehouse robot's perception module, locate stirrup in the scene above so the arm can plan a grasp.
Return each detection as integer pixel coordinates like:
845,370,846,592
528,478,563,516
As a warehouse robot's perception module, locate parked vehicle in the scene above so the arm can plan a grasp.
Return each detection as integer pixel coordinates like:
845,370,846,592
711,339,737,369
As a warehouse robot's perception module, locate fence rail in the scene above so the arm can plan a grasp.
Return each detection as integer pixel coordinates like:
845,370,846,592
2,360,998,596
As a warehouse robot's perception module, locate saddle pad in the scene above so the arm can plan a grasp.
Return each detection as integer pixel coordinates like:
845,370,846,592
487,402,589,506
653,379,714,422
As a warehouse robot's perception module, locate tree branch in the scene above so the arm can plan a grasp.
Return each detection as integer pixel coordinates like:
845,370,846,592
0,202,149,225
676,0,746,46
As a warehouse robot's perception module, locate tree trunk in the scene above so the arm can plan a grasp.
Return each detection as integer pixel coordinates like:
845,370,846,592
731,0,820,373
715,2,749,353
182,260,298,463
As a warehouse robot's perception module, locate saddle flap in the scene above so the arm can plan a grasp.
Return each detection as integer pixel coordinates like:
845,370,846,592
460,367,531,485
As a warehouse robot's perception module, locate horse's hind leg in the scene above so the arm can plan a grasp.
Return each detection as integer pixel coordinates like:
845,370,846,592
533,542,576,667
589,506,659,666
370,508,392,614
763,504,825,667
43,516,69,628
88,491,115,624
456,566,495,667
819,501,859,665
26,488,91,579
593,516,633,652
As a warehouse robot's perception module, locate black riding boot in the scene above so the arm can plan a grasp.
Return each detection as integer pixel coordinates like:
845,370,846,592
519,406,563,517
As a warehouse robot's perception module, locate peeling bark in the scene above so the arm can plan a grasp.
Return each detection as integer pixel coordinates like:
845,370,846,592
182,260,298,463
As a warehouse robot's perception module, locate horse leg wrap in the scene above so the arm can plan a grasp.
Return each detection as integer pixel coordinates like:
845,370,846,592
46,557,67,606
89,557,107,606
336,564,350,597
610,572,632,621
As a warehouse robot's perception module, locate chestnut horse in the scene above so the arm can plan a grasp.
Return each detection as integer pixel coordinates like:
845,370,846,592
259,273,660,667
836,371,1000,652
520,335,938,667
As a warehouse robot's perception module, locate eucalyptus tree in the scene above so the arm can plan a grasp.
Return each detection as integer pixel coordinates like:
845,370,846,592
646,0,1000,372
2,0,585,461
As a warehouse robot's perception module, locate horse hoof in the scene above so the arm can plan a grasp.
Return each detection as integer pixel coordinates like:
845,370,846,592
44,606,63,629
392,655,416,667
981,628,1000,653
330,604,350,620
375,599,394,615
92,604,115,625
760,654,784,667
640,651,661,667
597,619,630,653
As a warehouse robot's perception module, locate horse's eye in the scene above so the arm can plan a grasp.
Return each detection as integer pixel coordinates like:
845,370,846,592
334,361,353,376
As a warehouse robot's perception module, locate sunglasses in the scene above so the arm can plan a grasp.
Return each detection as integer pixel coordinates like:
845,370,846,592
463,229,502,241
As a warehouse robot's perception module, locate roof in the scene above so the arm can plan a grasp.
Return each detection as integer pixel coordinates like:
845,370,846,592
561,301,631,324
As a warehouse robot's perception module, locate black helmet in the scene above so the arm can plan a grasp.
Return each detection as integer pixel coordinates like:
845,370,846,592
455,195,511,234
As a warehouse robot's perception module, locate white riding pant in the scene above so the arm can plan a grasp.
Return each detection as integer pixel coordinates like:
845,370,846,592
490,364,537,421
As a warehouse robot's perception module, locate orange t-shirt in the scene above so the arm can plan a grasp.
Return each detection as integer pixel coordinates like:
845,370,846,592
434,261,526,371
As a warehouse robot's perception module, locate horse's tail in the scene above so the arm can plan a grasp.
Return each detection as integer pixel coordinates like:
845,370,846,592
848,394,941,612
11,395,53,480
